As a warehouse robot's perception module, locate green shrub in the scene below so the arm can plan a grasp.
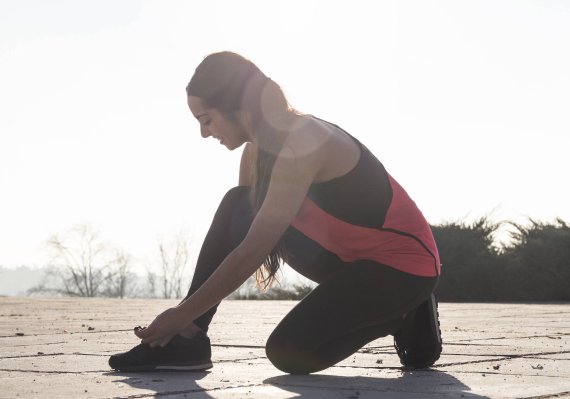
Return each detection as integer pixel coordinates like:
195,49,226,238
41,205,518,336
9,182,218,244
431,217,503,301
502,218,570,301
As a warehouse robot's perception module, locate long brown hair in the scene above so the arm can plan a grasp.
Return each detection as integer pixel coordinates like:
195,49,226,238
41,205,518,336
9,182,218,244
186,51,296,289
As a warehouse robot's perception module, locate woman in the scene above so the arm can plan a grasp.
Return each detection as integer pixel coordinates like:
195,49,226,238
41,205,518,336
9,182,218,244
109,51,442,374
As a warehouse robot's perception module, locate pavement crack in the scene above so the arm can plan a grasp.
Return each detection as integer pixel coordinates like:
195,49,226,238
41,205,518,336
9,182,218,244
444,342,510,347
109,382,264,399
0,341,67,348
224,356,266,363
0,368,108,374
437,350,570,367
517,391,570,399
0,329,132,339
267,380,420,395
0,353,65,359
452,333,570,344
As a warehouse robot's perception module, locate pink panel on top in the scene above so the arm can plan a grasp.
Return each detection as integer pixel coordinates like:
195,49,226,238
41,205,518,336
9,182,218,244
290,191,439,277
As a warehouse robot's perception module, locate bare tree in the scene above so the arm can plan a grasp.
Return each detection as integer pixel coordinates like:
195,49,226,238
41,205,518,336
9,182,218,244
145,270,158,298
30,224,133,297
152,232,192,299
102,251,135,298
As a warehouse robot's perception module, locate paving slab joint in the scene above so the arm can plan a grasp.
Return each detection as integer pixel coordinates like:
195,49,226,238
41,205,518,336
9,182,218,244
517,390,570,399
108,382,265,399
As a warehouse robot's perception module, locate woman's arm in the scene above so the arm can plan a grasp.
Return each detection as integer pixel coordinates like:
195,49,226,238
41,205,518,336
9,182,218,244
137,139,323,346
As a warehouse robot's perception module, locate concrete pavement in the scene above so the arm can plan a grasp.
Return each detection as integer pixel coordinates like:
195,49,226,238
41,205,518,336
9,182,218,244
1,297,569,398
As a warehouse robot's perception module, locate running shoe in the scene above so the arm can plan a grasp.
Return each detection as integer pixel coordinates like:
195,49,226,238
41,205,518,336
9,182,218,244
108,331,212,372
393,293,442,369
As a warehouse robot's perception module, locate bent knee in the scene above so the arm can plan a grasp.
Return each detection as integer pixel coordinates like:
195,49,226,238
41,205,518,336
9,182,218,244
265,335,323,375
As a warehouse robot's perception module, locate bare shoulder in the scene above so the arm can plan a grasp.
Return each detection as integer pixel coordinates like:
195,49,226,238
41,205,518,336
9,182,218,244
282,115,360,183
275,116,328,179
283,115,331,157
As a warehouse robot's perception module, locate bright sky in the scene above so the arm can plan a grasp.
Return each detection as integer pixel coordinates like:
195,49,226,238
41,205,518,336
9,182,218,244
1,0,569,272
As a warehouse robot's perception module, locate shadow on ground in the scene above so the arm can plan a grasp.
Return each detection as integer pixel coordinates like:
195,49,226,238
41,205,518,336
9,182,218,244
106,370,215,397
264,370,491,398
103,369,489,398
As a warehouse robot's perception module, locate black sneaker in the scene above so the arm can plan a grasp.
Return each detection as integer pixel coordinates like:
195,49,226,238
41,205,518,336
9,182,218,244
109,331,212,372
393,293,442,369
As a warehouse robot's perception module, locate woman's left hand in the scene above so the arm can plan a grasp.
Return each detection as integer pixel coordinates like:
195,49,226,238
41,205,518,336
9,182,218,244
134,307,188,347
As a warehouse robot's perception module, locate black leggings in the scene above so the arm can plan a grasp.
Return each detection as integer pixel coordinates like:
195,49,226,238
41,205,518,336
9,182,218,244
185,186,438,374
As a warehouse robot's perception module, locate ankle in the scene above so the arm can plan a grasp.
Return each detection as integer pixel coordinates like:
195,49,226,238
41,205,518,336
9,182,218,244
179,323,205,339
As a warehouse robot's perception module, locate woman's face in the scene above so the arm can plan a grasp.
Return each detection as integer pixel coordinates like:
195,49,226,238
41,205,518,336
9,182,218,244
187,96,251,151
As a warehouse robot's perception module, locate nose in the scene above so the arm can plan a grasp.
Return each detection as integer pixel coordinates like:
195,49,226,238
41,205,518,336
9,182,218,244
200,125,210,138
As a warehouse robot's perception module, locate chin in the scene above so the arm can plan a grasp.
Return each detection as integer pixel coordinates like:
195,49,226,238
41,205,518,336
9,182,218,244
226,141,243,151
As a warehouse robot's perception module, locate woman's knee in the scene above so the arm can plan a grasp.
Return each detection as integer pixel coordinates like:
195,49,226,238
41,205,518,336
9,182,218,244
265,331,322,375
212,186,253,245
219,186,250,207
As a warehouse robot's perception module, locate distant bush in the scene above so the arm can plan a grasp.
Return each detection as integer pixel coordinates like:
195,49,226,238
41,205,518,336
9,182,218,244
501,218,570,301
432,217,570,302
431,217,503,302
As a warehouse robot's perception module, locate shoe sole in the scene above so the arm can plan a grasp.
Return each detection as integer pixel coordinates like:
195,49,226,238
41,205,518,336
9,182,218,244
156,362,213,371
112,361,213,372
413,293,442,369
394,293,443,369
429,293,442,347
